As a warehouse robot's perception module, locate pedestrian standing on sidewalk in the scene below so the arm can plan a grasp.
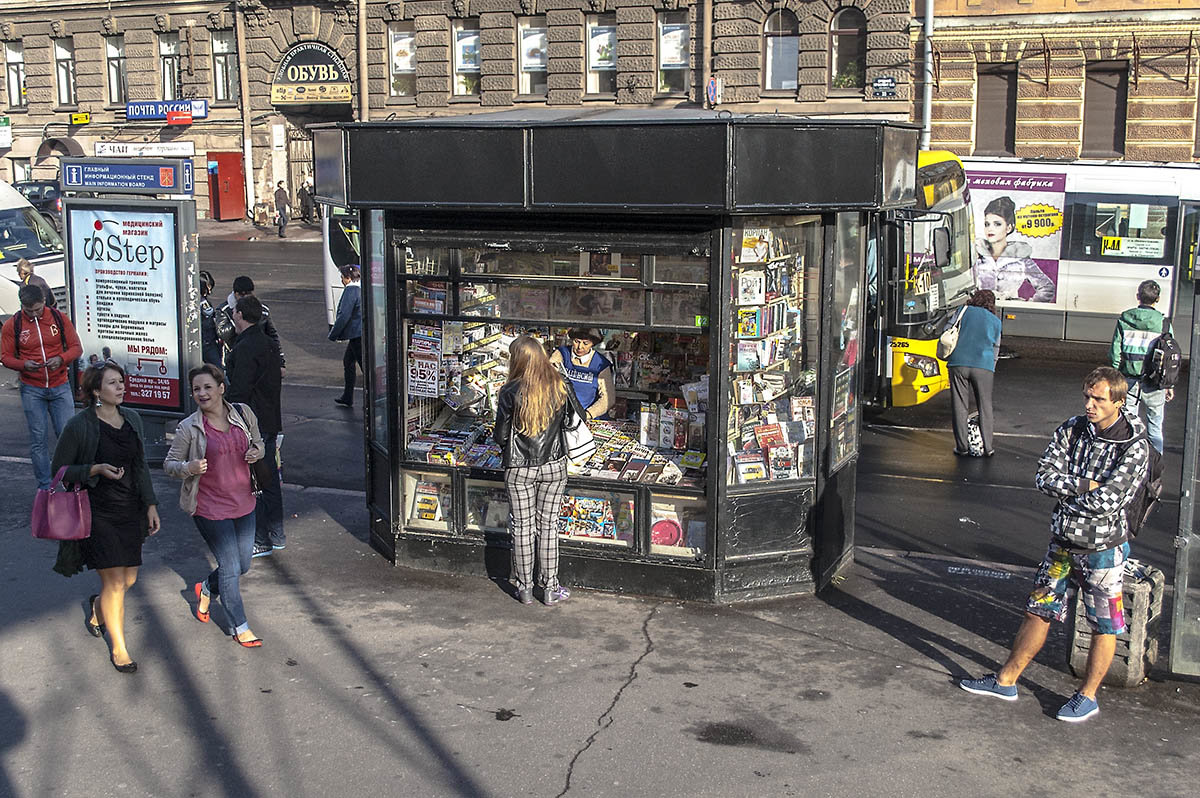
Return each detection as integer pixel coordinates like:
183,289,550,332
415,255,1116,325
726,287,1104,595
218,276,286,375
164,364,266,648
298,179,315,224
493,335,585,606
948,289,1002,457
198,270,226,368
16,258,56,307
1,284,82,490
960,367,1149,722
52,362,161,674
225,296,286,558
1110,279,1172,453
330,264,362,408
274,181,290,238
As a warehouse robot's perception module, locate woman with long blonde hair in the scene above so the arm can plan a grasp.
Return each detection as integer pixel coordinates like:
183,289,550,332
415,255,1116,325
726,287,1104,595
493,335,587,605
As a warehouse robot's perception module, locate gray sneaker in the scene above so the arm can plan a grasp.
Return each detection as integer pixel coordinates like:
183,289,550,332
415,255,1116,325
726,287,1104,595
517,589,534,605
541,585,570,606
958,673,1018,701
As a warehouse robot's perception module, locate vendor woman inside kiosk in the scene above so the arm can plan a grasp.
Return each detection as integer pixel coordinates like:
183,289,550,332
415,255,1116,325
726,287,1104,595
549,328,614,420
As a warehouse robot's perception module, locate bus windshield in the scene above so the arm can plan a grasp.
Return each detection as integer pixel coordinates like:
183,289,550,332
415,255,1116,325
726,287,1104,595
899,154,975,321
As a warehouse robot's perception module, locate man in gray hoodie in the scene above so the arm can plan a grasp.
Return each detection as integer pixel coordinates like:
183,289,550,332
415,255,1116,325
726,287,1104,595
958,367,1149,723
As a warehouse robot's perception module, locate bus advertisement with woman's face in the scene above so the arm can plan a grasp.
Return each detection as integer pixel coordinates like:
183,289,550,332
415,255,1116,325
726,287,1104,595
965,169,1066,306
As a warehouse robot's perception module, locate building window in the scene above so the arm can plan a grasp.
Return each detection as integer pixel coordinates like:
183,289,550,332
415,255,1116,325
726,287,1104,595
389,22,417,98
212,30,239,104
518,16,548,97
452,19,481,97
105,35,127,105
1082,61,1128,158
657,11,689,95
829,8,866,92
763,10,799,92
160,32,182,101
55,38,77,106
975,63,1017,156
10,157,32,181
587,14,617,95
4,41,25,108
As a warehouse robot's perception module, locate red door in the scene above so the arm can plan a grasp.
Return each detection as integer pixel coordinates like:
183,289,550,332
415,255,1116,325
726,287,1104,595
208,152,246,221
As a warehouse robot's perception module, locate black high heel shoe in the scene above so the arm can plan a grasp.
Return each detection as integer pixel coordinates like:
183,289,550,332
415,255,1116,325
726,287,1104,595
85,595,106,638
110,656,137,674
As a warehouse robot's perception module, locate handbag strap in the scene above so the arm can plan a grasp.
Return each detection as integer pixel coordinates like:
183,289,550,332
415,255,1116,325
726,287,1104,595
50,466,69,492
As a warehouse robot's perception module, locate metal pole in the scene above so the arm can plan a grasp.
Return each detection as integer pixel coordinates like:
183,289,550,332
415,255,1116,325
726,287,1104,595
920,0,934,149
235,6,256,216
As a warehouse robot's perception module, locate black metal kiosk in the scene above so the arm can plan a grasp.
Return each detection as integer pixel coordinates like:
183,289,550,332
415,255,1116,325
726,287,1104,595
312,111,919,602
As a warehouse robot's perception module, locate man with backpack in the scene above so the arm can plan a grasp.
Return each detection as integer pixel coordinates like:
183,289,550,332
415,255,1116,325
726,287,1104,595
1,284,83,489
959,367,1150,723
1110,279,1176,452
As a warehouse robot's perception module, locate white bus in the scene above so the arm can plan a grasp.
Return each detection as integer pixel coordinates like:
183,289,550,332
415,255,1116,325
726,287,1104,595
0,179,67,316
322,204,361,325
963,157,1198,351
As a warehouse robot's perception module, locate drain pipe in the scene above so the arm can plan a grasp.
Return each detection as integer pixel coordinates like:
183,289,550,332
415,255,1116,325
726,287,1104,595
235,6,256,215
358,0,369,121
702,0,714,108
920,0,934,149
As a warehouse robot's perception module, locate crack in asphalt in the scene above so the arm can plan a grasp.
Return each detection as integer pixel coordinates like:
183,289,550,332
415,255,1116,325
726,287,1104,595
556,603,660,798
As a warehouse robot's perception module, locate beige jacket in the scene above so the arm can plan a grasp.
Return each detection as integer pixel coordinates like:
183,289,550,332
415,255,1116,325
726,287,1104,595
163,401,265,515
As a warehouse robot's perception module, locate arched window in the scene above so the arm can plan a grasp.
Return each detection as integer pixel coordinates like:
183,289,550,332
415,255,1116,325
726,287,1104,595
829,7,866,92
763,10,799,92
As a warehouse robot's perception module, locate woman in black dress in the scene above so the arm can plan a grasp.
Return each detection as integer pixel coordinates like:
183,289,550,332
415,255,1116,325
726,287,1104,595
52,362,160,673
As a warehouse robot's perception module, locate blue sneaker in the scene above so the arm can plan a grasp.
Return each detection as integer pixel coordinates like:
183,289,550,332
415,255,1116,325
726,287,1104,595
1056,692,1099,723
958,673,1018,701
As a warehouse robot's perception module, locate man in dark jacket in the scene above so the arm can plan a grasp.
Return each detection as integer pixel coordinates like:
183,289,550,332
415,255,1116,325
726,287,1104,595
274,181,289,238
329,264,362,408
218,275,285,374
959,367,1149,723
226,295,285,557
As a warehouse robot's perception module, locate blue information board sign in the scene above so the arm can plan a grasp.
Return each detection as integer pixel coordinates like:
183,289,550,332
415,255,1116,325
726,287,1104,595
124,100,209,121
61,157,194,195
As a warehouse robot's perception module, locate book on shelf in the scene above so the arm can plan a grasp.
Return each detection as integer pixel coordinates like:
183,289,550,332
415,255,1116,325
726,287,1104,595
734,451,767,483
753,422,786,449
679,450,706,469
412,481,445,522
737,270,767,305
738,228,772,264
735,341,759,372
736,307,761,338
767,445,797,480
618,458,650,482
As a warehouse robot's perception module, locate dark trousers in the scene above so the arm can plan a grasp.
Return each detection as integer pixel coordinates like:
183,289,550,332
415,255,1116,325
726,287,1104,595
277,209,288,237
254,433,285,547
340,337,362,404
950,366,995,453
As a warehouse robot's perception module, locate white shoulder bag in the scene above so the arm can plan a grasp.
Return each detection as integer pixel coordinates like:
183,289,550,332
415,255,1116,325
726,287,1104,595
936,306,968,360
562,384,596,465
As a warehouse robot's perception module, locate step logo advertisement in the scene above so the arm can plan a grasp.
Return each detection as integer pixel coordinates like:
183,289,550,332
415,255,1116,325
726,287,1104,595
68,208,182,409
965,169,1066,306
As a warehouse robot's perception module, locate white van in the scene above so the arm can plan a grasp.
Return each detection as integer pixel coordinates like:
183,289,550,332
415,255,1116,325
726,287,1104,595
0,179,67,316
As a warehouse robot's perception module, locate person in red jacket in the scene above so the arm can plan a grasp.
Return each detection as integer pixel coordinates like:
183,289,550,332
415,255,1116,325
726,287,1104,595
1,284,83,489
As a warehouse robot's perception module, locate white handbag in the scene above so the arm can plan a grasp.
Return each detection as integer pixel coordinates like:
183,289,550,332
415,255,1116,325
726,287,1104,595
936,306,968,360
563,405,596,464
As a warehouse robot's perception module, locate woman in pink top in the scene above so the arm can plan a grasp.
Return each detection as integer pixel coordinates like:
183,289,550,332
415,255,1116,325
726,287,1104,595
164,364,266,647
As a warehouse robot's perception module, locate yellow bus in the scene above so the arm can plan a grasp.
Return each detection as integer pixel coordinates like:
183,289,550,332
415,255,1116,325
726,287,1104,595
866,151,976,407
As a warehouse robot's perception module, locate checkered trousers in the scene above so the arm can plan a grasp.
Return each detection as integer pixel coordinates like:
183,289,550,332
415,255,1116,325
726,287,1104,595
504,457,569,592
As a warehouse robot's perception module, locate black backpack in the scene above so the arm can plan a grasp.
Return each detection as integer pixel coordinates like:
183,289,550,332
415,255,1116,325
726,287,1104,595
1068,417,1163,536
1142,316,1182,391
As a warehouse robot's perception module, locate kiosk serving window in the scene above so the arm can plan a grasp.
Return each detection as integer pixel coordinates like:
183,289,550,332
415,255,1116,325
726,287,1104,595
726,216,823,486
397,234,712,559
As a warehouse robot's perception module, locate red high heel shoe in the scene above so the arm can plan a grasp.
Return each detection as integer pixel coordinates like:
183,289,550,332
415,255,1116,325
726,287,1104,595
193,583,210,623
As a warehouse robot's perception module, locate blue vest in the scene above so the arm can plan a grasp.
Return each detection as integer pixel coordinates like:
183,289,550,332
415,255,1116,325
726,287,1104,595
558,345,612,418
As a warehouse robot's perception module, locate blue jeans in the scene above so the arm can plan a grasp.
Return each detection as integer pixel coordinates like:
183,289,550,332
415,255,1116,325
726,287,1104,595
1126,380,1166,453
21,382,75,489
254,433,285,548
194,511,256,634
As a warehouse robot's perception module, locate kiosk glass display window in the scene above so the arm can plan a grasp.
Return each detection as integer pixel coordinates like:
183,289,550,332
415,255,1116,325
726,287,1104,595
396,235,712,558
726,216,823,486
830,213,864,471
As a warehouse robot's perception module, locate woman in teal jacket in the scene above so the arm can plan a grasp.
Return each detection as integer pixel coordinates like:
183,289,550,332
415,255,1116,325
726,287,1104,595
51,362,160,673
947,290,1003,457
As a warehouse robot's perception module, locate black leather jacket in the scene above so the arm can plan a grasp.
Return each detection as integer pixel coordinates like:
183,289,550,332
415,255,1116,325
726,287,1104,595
493,378,585,468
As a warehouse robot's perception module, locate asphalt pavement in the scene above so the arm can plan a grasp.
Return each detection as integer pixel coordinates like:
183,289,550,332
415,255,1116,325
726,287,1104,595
1,232,1198,795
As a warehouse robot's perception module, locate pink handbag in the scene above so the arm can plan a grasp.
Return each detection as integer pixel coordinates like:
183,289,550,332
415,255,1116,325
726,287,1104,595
32,467,92,541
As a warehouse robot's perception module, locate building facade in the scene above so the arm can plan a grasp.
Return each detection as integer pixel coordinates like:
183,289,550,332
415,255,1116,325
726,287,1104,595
919,0,1200,162
0,0,913,219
